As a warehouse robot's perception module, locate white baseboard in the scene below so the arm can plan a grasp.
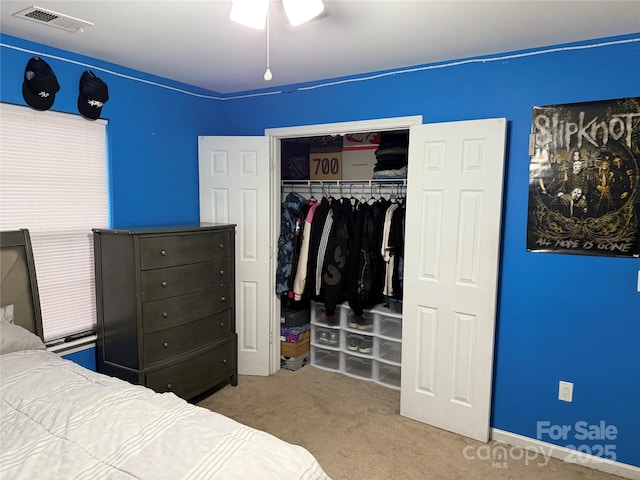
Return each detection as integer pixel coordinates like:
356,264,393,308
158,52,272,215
491,428,640,480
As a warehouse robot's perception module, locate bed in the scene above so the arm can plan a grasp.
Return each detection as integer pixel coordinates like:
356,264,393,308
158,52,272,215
0,229,329,480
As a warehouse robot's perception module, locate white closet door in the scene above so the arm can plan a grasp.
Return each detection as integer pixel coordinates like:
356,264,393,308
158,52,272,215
400,118,507,442
198,136,272,376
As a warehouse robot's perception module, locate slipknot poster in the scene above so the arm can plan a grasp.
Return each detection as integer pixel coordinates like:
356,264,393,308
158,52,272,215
527,98,640,257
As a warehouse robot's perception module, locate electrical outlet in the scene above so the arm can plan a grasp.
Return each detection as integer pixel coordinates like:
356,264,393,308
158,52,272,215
559,381,573,402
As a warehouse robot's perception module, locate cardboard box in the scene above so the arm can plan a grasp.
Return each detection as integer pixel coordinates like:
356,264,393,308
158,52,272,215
309,135,343,180
309,151,342,180
281,338,310,358
343,132,381,151
342,149,376,180
280,325,310,343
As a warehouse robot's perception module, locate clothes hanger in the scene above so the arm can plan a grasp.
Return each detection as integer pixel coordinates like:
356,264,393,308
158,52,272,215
349,183,358,207
367,183,377,204
359,184,368,206
308,182,316,202
389,184,398,203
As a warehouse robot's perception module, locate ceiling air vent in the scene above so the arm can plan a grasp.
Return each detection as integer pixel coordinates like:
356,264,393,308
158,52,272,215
12,6,94,33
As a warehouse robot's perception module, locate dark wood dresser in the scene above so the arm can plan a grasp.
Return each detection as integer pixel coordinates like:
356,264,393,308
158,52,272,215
93,223,237,399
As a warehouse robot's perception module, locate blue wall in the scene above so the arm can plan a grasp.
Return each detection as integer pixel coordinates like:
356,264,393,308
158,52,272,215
222,36,640,469
62,348,96,371
2,33,639,467
0,35,227,226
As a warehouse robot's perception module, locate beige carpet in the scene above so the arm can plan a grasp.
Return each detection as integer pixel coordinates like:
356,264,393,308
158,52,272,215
197,365,623,480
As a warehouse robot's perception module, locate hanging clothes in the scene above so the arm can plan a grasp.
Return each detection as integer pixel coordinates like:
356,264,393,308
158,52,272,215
280,184,406,311
292,199,320,301
381,202,399,297
321,198,352,316
388,202,405,299
346,200,369,316
315,202,335,296
275,192,307,295
303,197,331,300
366,198,390,308
287,201,312,299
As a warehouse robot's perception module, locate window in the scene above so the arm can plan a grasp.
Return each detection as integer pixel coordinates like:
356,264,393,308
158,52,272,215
0,103,108,341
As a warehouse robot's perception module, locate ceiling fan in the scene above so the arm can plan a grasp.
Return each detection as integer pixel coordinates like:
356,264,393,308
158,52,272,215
229,0,325,81
230,0,325,29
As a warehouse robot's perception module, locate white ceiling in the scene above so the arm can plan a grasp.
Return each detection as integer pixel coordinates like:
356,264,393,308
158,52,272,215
1,1,639,94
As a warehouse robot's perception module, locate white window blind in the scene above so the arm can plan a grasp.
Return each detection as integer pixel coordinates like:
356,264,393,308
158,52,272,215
0,102,108,342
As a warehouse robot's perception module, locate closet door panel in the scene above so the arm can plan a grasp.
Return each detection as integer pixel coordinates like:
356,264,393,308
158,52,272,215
199,136,271,376
401,118,507,443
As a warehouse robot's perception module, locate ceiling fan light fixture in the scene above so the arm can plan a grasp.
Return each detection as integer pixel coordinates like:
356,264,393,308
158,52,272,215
282,0,324,26
230,0,268,30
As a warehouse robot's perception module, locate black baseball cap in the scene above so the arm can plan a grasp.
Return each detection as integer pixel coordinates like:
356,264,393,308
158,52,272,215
22,57,60,111
78,71,109,120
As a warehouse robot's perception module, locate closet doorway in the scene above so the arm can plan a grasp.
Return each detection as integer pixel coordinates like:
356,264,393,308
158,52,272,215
265,116,423,371
199,115,507,443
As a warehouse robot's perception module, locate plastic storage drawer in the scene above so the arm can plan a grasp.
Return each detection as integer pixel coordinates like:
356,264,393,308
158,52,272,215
312,324,340,348
342,307,374,331
343,331,374,356
375,361,401,390
343,354,373,380
376,337,402,364
375,313,402,340
311,346,341,372
311,302,340,326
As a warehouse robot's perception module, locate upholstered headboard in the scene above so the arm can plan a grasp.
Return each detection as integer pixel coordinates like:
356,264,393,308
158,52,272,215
0,229,44,341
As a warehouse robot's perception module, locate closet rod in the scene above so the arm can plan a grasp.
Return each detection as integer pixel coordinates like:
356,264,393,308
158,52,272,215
281,179,406,187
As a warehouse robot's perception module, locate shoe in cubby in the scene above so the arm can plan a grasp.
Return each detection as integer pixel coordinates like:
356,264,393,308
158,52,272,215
358,336,373,354
346,334,362,351
344,308,374,330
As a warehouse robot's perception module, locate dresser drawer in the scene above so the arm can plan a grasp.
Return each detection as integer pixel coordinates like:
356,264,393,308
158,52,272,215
142,284,233,332
139,231,233,270
143,311,233,365
146,338,235,398
141,257,232,301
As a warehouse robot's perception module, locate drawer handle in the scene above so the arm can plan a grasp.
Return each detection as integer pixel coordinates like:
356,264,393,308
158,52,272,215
221,296,226,302
219,243,224,249
167,383,172,390
219,270,224,276
162,281,167,287
162,312,168,318
163,342,168,348
219,322,225,328
221,359,227,364
161,250,166,256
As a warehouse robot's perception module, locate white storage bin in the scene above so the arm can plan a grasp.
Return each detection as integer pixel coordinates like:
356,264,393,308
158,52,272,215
310,303,403,390
312,324,340,348
311,346,341,372
343,354,373,380
342,306,374,331
375,337,402,364
311,301,340,326
375,313,402,340
387,298,403,314
342,331,374,356
375,361,401,390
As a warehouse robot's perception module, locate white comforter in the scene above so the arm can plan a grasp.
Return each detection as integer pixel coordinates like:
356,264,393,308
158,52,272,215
0,350,329,480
